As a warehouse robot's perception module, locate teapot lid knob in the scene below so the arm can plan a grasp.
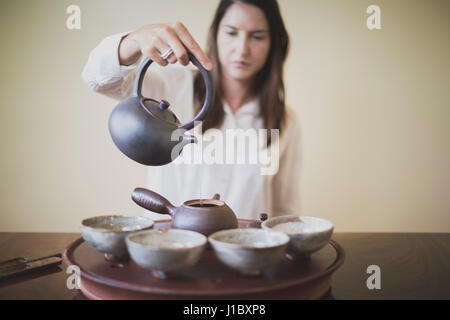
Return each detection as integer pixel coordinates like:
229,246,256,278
159,99,170,110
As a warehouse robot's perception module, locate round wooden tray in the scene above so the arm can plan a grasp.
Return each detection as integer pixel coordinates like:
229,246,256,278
63,219,345,300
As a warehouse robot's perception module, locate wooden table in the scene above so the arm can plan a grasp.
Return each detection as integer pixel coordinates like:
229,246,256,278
0,232,449,300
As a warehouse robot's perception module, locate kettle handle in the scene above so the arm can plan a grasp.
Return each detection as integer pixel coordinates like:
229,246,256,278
131,188,177,216
133,52,214,131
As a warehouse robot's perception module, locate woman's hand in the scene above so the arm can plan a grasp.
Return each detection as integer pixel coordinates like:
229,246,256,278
119,22,213,70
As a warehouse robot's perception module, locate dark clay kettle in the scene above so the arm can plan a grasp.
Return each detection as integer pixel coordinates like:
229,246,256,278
108,53,214,166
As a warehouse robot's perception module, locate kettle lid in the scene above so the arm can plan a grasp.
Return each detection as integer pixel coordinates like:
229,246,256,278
142,98,181,126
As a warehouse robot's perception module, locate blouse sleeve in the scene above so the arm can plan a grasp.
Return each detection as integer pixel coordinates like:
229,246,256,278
271,108,302,216
81,31,195,121
81,31,139,100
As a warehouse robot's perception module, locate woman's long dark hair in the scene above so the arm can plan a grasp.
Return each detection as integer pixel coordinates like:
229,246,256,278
193,0,289,145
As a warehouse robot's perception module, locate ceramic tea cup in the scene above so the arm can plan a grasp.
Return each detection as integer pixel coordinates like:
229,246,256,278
80,215,154,262
261,215,334,260
208,228,290,276
126,229,207,279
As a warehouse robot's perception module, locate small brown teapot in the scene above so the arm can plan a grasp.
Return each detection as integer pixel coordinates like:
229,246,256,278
131,188,238,236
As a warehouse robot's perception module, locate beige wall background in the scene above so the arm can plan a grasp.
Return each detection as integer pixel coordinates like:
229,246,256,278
0,0,449,232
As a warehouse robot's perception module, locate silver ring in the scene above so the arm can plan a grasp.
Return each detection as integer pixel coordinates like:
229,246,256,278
160,48,174,60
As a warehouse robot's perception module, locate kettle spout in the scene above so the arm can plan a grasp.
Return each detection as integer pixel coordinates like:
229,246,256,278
181,135,198,146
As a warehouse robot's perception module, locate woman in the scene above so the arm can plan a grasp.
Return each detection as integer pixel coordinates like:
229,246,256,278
82,0,301,220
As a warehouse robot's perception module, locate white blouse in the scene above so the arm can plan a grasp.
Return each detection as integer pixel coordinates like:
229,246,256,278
82,31,302,221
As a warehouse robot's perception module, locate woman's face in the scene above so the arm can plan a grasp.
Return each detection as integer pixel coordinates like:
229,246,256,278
217,2,271,82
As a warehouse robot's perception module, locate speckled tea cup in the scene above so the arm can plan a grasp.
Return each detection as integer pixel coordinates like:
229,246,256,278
80,215,154,262
208,228,290,276
126,229,207,279
261,215,334,260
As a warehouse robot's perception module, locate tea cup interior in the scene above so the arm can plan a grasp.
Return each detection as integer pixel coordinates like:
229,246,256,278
127,229,207,249
209,228,289,248
81,215,154,232
263,215,333,234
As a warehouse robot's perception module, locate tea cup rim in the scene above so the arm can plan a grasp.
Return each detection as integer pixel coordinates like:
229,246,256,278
80,215,154,234
208,228,290,250
126,228,207,251
261,215,334,234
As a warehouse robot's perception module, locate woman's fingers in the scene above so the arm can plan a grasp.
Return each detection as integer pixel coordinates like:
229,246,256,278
141,35,177,66
155,37,177,64
133,22,212,70
146,46,169,66
163,26,190,66
136,33,169,66
173,22,213,70
164,50,177,64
